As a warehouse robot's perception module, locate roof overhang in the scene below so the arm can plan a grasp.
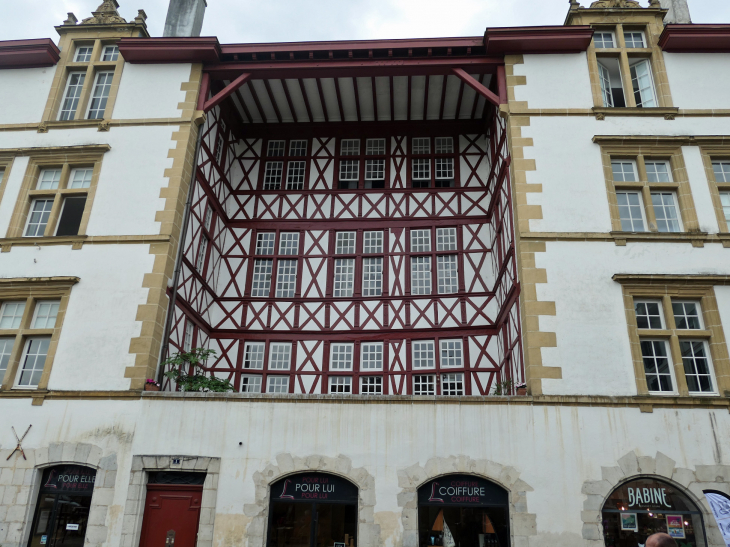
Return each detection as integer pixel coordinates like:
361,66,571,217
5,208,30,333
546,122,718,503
659,24,730,53
118,37,222,63
0,39,60,69
484,26,594,55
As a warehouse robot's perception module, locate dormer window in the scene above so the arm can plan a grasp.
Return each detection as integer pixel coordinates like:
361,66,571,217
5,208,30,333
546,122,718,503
74,46,93,62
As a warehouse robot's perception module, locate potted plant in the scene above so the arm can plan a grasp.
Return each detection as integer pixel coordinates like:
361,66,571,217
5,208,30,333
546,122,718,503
144,379,160,391
162,348,234,393
516,382,527,396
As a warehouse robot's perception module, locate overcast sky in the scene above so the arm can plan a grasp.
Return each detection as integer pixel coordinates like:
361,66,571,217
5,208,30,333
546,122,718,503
2,0,729,44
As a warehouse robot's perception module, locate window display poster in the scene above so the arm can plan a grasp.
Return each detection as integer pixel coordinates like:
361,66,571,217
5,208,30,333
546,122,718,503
620,513,638,532
705,492,730,547
666,516,685,539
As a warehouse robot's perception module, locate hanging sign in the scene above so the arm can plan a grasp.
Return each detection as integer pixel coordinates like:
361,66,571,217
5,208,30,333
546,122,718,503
270,473,359,503
40,465,97,494
418,475,508,507
704,491,730,547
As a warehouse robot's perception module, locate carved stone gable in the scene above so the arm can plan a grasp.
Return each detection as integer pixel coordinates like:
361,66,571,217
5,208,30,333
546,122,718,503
589,0,641,7
81,0,128,25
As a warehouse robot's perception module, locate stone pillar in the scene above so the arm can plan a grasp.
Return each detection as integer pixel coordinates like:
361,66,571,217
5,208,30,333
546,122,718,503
659,0,692,24
163,0,207,37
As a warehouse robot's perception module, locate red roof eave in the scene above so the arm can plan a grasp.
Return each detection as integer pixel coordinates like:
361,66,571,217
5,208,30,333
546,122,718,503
659,24,730,53
0,38,60,69
118,37,222,63
484,26,594,55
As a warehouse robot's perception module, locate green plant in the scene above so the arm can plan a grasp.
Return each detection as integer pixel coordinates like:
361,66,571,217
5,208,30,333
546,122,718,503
491,377,515,396
162,348,234,393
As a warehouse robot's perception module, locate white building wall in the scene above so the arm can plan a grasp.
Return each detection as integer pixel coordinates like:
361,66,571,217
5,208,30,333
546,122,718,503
0,67,54,125
664,53,730,110
513,54,594,110
113,63,193,119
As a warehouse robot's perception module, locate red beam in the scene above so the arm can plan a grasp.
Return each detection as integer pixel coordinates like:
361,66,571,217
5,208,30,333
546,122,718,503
0,38,60,69
389,76,395,122
334,77,346,122
371,77,379,122
298,78,314,123
246,81,267,122
407,75,412,121
203,72,251,112
438,75,448,121
263,78,283,123
197,72,210,111
422,75,430,121
451,68,500,107
281,79,299,123
454,79,465,120
315,77,329,122
234,88,253,123
352,77,362,122
497,65,507,104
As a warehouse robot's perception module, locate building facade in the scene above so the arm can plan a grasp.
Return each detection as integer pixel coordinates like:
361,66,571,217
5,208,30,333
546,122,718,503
0,1,729,546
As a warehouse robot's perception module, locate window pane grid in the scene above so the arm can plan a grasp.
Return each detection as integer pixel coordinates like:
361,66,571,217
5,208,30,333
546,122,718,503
412,138,430,154
681,340,714,393
412,159,430,180
69,168,93,189
243,342,265,369
256,233,276,255
361,343,383,370
641,340,673,392
333,259,355,297
440,340,463,368
341,139,360,156
0,301,26,329
279,233,300,255
617,192,645,232
286,161,306,190
411,256,432,295
336,232,356,254
269,343,292,370
240,375,262,393
268,141,285,156
101,45,119,61
645,161,672,182
360,376,382,394
339,160,359,181
720,192,730,223
74,47,93,62
413,374,435,395
713,161,730,183
651,192,681,232
365,159,385,181
436,228,457,251
330,343,353,370
59,73,86,120
435,158,454,180
362,257,383,297
183,322,194,351
441,373,464,396
263,162,283,190
0,337,14,376
251,259,273,297
413,341,435,369
363,231,383,254
366,138,386,155
437,255,459,294
594,32,615,49
435,137,454,154
635,301,663,329
275,260,297,298
289,140,307,156
672,302,702,330
267,376,289,393
411,230,431,252
630,60,657,108
624,32,645,48
329,376,352,393
38,169,61,190
25,199,54,237
196,236,208,272
18,338,50,387
612,161,637,182
88,72,114,119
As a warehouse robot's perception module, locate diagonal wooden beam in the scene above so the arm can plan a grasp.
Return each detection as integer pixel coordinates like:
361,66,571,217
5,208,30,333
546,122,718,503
234,88,253,123
371,77,379,122
315,77,329,122
389,76,395,122
263,79,283,123
281,78,299,123
497,65,508,104
438,75,448,120
352,77,362,122
454,79,465,120
422,75,430,121
334,77,346,122
297,78,314,123
451,68,500,107
203,72,251,112
246,81,266,122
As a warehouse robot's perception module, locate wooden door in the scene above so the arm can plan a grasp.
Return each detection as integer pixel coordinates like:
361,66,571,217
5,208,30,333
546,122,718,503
139,485,203,547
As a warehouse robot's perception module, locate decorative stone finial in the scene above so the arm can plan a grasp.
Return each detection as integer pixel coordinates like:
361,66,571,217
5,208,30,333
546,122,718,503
649,0,661,6
569,0,581,8
134,9,148,26
63,12,78,25
589,0,641,7
81,0,128,25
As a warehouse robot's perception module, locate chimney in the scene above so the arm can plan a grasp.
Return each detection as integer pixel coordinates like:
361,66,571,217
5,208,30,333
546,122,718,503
163,0,207,37
659,0,692,24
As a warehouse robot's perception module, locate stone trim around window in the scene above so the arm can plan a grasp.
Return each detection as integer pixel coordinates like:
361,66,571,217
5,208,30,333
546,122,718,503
614,274,730,397
700,145,730,235
120,455,220,547
581,449,730,546
396,456,537,547
0,276,79,393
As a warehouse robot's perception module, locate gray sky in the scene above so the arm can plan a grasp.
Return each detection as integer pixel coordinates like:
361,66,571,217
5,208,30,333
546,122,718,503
1,0,729,44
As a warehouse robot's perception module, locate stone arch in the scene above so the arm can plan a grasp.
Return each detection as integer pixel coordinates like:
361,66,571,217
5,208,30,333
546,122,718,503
580,450,730,546
246,454,379,547
395,456,537,547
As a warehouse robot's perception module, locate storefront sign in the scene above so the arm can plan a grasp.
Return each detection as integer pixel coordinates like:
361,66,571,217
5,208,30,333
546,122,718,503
40,465,97,495
418,475,508,507
271,473,359,503
627,486,672,508
606,479,683,511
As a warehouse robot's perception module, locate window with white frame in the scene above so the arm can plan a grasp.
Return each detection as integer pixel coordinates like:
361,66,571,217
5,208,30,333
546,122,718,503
361,342,383,370
441,373,464,396
713,161,730,183
712,161,730,226
339,160,359,189
251,259,273,297
612,161,637,182
641,340,674,393
412,138,430,154
366,138,386,155
365,159,385,188
598,62,616,107
412,159,430,187
645,161,672,182
651,192,681,232
286,161,306,190
411,229,431,252
362,257,383,297
435,158,454,187
673,301,702,330
721,192,730,224
203,205,214,231
329,376,352,394
24,199,55,237
256,233,276,255
410,256,432,295
263,162,283,190
269,343,292,370
101,45,119,61
0,301,26,329
58,73,86,121
330,343,354,370
183,321,194,351
267,376,289,393
87,71,114,119
74,46,93,62
630,59,657,108
413,374,435,395
240,375,262,393
594,31,615,49
243,341,265,369
333,259,355,297
363,231,383,254
440,340,463,368
17,338,50,388
279,232,300,255
275,260,297,298
616,192,646,232
435,137,453,154
32,300,60,329
623,31,646,48
360,376,382,394
195,236,208,272
341,139,360,156
635,300,664,329
289,140,307,156
336,232,356,254
268,140,286,156
69,168,93,189
680,340,715,393
412,340,435,369
436,227,457,252
38,169,61,190
214,133,224,165
0,337,13,379
437,255,458,294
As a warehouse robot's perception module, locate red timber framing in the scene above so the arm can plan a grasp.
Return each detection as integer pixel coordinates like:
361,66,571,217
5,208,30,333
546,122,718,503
156,36,523,397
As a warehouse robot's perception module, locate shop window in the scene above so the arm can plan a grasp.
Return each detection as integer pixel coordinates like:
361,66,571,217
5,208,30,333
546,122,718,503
417,474,509,547
27,465,97,547
268,473,358,547
601,478,706,546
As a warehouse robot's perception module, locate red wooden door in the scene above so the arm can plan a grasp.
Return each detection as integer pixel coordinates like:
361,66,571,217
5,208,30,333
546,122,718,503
139,485,203,547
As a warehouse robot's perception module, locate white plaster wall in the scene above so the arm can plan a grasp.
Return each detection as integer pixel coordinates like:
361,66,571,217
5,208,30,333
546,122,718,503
113,63,192,120
0,125,177,236
523,116,730,234
0,244,154,390
536,240,730,396
513,53,594,109
2,399,729,547
664,53,730,110
0,67,54,125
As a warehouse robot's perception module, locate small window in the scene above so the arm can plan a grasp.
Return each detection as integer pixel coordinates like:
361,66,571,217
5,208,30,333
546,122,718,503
412,138,430,154
366,138,386,155
251,259,273,297
0,337,14,378
651,192,681,232
263,162,283,190
214,133,224,165
413,374,435,395
635,300,664,329
720,192,730,224
630,59,657,108
641,340,674,393
616,192,646,232
87,71,114,119
17,338,50,388
435,137,453,154
611,161,637,182
440,340,463,368
333,259,355,298
55,196,87,237
267,141,285,157
436,227,457,252
365,159,385,189
624,31,646,48
672,302,702,330
24,199,55,237
597,59,626,108
339,160,359,189
594,31,615,49
279,233,300,255
341,139,360,156
195,236,208,272
363,231,383,254
435,158,454,187
269,343,292,370
412,340,435,369
680,341,714,393
437,255,458,294
330,343,354,370
0,301,26,329
361,342,383,370
38,169,61,190
101,45,119,62
240,375,262,393
59,73,86,121
289,140,307,156
243,342,265,369
74,46,93,62
362,257,383,297
645,161,672,183
275,260,297,298
412,159,430,187
286,161,306,190
441,373,464,396
335,232,356,254
329,376,352,394
255,233,276,255
183,321,194,351
32,301,60,329
410,229,431,252
267,376,289,393
713,161,730,183
411,256,432,295
203,205,213,231
68,168,93,189
360,376,382,394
